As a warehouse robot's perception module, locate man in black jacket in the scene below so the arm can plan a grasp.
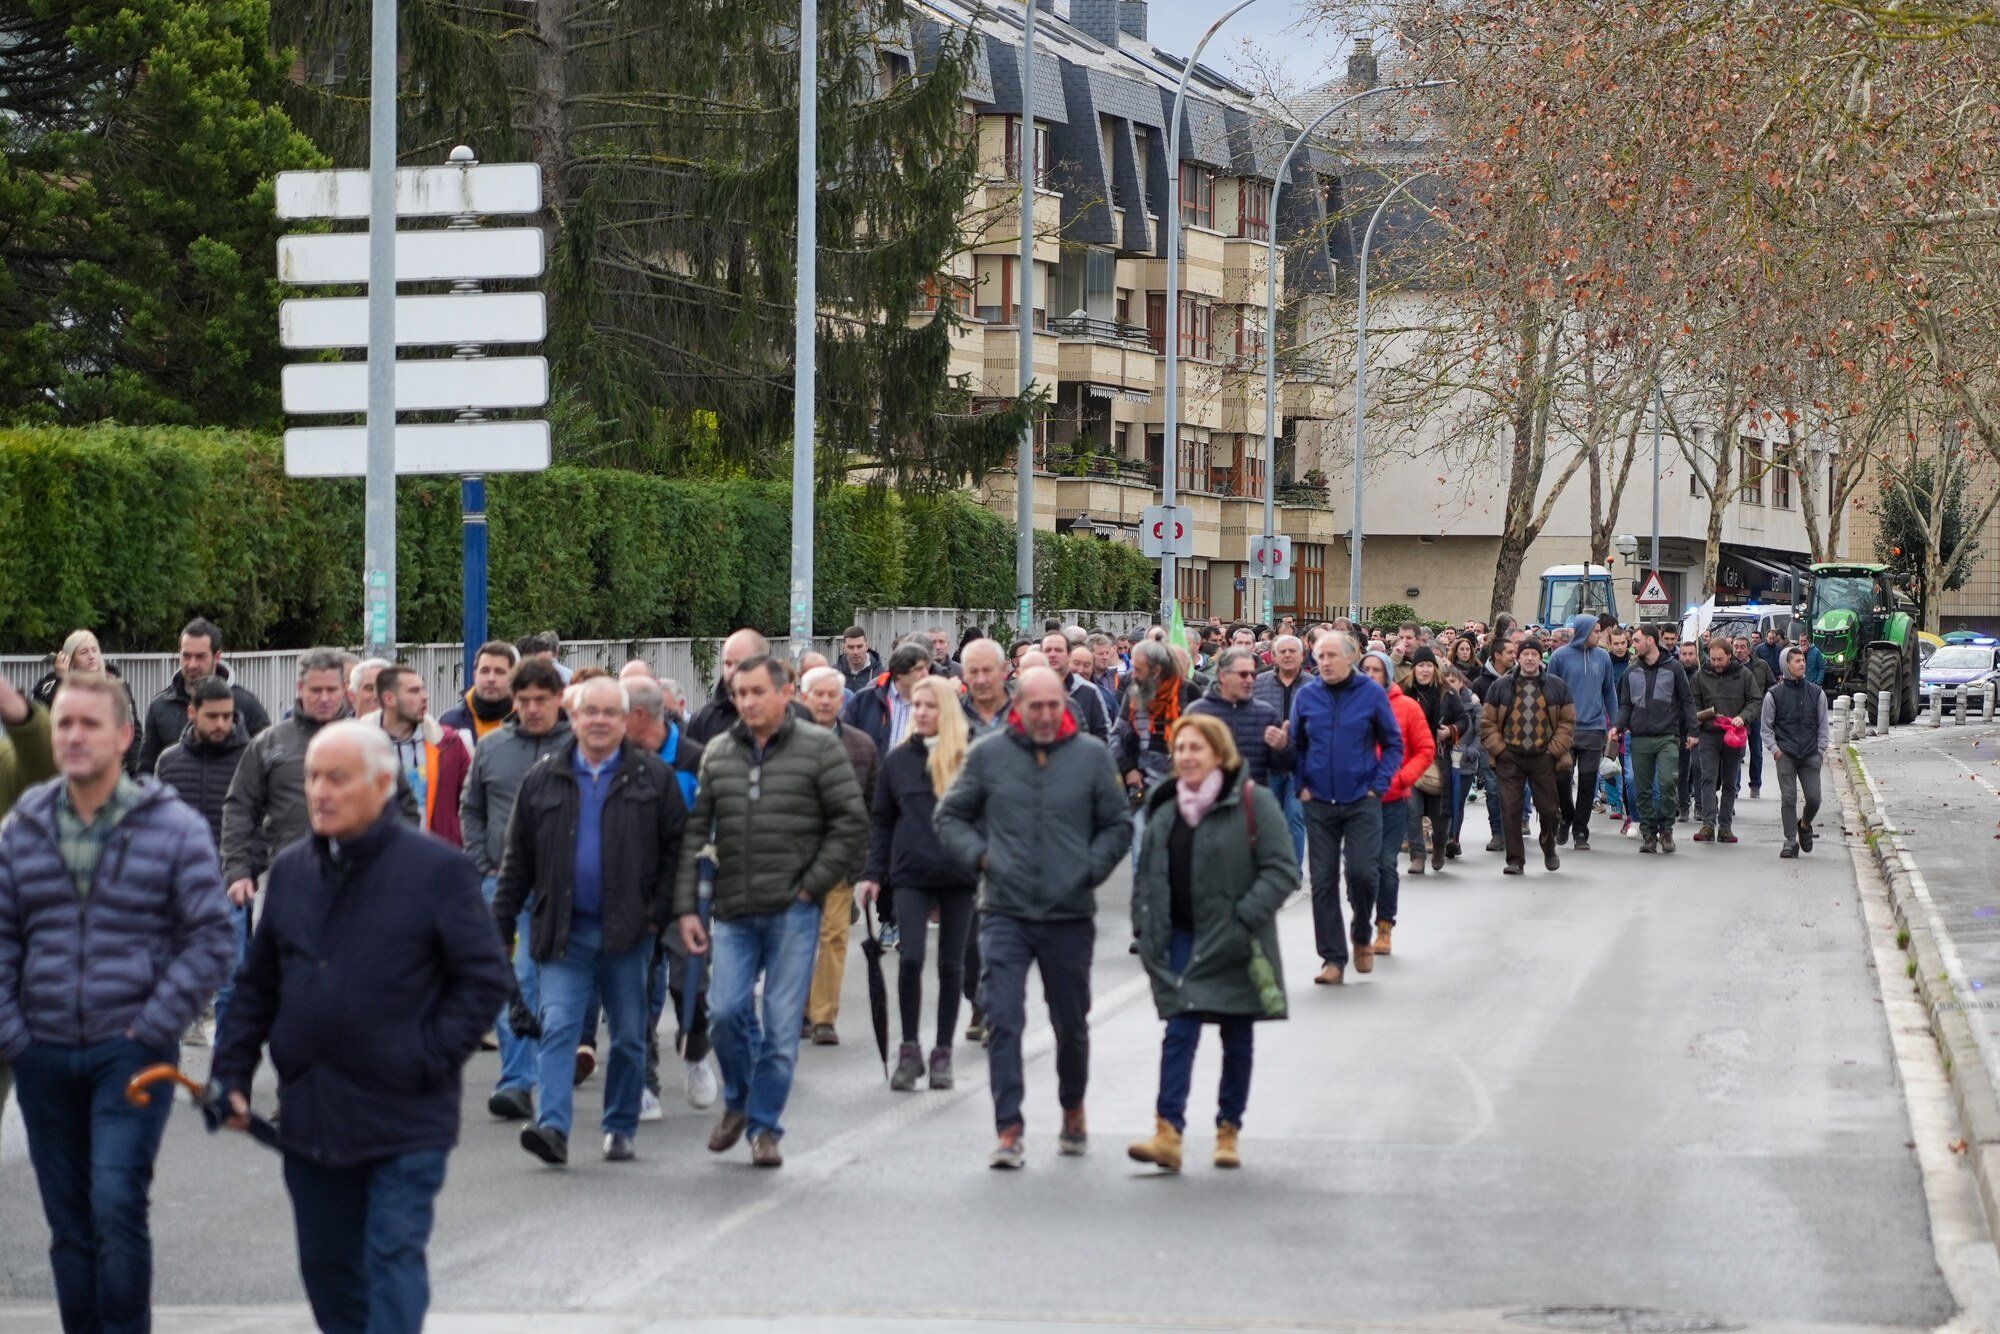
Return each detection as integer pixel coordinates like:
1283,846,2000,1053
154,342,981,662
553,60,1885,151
153,676,250,1032
1619,624,1698,855
1762,646,1831,858
137,617,271,773
212,721,508,1334
494,677,688,1166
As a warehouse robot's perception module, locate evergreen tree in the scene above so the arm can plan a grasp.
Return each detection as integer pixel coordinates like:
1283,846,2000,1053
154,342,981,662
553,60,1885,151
0,0,323,425
274,0,1030,488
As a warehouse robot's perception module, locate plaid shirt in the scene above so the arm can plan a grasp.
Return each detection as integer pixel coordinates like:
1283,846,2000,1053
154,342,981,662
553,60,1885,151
55,775,143,901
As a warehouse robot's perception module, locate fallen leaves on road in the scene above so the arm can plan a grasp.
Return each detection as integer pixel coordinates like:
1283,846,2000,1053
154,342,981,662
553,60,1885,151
1951,1138,1970,1155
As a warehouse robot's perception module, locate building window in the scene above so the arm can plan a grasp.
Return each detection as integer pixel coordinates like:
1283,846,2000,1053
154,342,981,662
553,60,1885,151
1145,292,1166,353
1134,128,1153,212
1293,543,1327,621
1773,460,1793,509
1005,117,1055,190
914,274,975,320
1238,179,1271,240
1739,438,1763,505
1689,468,1699,499
1176,563,1211,621
1177,296,1213,360
1234,313,1266,363
1226,562,1249,620
975,256,1046,329
1180,163,1215,230
1178,435,1212,495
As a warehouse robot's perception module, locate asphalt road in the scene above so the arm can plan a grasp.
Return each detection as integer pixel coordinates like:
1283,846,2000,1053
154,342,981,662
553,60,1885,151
0,781,1958,1331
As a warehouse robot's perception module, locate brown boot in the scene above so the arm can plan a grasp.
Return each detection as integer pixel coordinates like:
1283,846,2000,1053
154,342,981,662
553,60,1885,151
1353,940,1374,974
1214,1122,1241,1169
1127,1117,1182,1172
1314,963,1344,986
1374,921,1393,956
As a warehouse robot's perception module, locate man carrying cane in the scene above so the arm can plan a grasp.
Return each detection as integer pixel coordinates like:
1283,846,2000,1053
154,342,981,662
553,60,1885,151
212,722,510,1334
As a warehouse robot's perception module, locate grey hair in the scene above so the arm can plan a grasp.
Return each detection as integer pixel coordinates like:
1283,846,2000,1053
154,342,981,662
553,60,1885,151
307,719,398,781
575,676,630,711
1128,639,1177,713
1217,646,1259,675
1273,634,1302,653
1086,632,1113,651
625,677,665,720
659,677,685,709
960,638,1006,670
348,656,390,692
800,665,845,695
299,648,348,682
1063,625,1087,646
1316,631,1359,661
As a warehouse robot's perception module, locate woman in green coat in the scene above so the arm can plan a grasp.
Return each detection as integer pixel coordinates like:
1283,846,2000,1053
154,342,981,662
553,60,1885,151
1128,711,1298,1172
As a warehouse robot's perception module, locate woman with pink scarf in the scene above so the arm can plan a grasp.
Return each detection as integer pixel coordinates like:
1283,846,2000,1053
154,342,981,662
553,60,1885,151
1126,712,1298,1173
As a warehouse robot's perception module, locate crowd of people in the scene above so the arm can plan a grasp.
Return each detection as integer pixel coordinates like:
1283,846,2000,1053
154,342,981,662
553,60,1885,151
0,604,1836,1331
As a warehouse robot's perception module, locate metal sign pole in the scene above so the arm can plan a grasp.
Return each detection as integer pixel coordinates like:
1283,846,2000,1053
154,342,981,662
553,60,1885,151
363,0,398,657
789,0,819,659
1016,0,1038,639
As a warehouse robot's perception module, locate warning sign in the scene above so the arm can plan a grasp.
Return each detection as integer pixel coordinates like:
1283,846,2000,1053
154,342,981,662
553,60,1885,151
1634,570,1671,615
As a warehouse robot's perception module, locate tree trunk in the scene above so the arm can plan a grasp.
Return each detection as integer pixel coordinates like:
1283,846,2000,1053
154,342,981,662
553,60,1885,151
1488,315,1544,625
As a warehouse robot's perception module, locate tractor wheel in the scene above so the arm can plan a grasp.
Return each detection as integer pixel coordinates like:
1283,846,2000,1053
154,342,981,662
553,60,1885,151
1898,647,1919,724
1865,645,1900,726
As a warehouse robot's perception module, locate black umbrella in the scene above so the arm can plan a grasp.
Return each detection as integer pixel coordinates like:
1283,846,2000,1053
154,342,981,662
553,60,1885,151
677,843,717,1057
507,982,542,1041
860,899,891,1080
125,1064,279,1151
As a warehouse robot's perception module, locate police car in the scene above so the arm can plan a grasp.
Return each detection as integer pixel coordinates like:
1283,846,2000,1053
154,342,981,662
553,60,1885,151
1918,638,2000,715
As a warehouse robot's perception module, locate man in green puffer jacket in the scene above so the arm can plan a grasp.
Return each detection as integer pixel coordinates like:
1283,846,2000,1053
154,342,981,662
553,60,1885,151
674,654,867,1168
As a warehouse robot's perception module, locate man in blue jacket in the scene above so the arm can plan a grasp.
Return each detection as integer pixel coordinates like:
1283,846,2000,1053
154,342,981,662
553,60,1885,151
1547,614,1621,851
214,721,510,1334
1290,633,1402,986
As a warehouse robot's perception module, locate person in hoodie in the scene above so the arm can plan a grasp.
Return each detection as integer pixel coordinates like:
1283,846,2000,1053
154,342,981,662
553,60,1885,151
1290,633,1402,986
438,640,519,743
1546,614,1621,852
1479,641,1576,874
1690,638,1762,843
1358,651,1433,959
154,676,252,1033
1187,647,1293,784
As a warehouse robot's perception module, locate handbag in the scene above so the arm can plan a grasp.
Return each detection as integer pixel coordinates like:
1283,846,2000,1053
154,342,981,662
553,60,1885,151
1414,763,1444,795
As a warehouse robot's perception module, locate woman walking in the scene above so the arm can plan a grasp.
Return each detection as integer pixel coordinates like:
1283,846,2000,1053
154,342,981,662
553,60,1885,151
1401,648,1463,875
1127,713,1296,1172
1442,665,1481,858
856,675,978,1092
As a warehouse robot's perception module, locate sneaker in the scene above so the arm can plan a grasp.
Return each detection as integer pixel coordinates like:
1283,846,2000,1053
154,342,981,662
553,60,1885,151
488,1087,534,1122
707,1110,748,1154
1623,820,1637,839
750,1132,783,1168
573,1045,597,1085
1556,821,1571,847
1058,1107,1088,1156
1749,786,1761,798
1693,825,1714,843
890,1041,924,1092
1503,863,1524,875
810,1023,839,1047
1780,842,1799,859
520,1123,568,1166
1798,822,1815,852
1719,828,1739,844
685,1056,719,1111
1640,833,1659,854
638,1089,664,1123
1571,837,1591,852
603,1132,636,1162
1407,856,1425,877
880,922,901,950
990,1125,1025,1170
928,1046,954,1090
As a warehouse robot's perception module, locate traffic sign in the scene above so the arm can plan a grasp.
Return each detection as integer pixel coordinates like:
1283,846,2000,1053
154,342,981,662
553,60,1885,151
275,163,542,220
284,421,551,477
1141,505,1193,558
279,293,547,350
277,228,545,286
1635,569,1671,613
282,357,550,415
1250,534,1292,579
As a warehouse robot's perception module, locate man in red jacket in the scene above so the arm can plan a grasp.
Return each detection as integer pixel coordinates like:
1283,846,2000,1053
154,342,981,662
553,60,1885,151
1359,651,1434,960
375,666,472,847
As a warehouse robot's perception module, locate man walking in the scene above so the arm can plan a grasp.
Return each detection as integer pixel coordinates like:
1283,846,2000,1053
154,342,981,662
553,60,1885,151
154,676,251,1036
1547,614,1619,851
960,639,1013,739
494,677,687,1165
137,617,271,773
1763,647,1830,858
1,672,234,1333
458,658,573,1119
676,656,867,1168
375,665,473,847
841,642,931,756
1734,635,1775,798
1479,641,1576,874
935,668,1128,1168
1189,647,1292,785
1290,632,1401,984
1253,634,1311,858
1692,639,1762,844
439,640,519,743
836,626,883,696
1042,631,1111,739
799,666,879,1047
213,722,509,1334
1621,624,1698,855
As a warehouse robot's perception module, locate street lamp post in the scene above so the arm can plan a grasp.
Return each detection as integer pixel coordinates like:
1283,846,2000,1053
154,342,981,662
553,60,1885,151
1651,383,1665,577
1016,1,1039,639
1262,81,1450,625
789,1,818,659
1348,168,1434,619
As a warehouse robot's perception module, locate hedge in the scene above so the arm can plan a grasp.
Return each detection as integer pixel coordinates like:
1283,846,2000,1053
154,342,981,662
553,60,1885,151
0,426,1156,652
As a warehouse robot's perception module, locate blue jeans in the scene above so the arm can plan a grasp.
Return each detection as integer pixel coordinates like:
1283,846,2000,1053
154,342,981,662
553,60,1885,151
482,877,539,1095
1449,765,1472,841
12,1037,176,1334
1304,797,1379,968
1155,932,1254,1132
1376,793,1409,926
979,914,1094,1134
533,919,649,1137
1268,773,1308,863
282,1147,448,1334
213,901,252,1033
709,898,822,1141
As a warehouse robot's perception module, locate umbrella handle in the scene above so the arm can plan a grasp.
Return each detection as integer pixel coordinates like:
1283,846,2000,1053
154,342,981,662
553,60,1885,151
863,899,878,945
124,1064,205,1109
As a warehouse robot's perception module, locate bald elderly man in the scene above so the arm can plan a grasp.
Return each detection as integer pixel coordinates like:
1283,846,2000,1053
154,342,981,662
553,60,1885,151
687,629,812,746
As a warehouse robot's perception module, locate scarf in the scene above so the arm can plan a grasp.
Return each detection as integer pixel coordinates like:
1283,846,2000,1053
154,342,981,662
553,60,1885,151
1176,767,1226,827
1127,676,1184,741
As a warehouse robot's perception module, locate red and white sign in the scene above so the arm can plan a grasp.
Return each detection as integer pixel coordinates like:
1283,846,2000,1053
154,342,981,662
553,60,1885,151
1635,570,1671,613
1141,505,1193,558
1249,534,1292,579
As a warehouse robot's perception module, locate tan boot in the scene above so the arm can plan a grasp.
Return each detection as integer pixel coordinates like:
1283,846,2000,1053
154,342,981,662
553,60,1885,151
1214,1122,1241,1169
1314,963,1344,986
1353,939,1374,974
1374,921,1394,956
1127,1117,1182,1172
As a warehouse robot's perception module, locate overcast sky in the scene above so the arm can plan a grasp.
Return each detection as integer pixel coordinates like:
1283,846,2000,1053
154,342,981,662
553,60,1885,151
1141,2,1357,96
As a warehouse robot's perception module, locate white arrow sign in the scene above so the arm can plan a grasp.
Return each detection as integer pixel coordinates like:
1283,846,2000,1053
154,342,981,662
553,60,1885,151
279,293,546,350
282,357,550,415
284,420,551,477
275,163,542,220
277,228,545,286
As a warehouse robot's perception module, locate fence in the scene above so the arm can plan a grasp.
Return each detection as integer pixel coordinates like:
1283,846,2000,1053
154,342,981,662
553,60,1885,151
850,607,1149,648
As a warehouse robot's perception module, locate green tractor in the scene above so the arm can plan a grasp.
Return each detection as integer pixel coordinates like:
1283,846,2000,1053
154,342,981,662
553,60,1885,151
1807,562,1919,724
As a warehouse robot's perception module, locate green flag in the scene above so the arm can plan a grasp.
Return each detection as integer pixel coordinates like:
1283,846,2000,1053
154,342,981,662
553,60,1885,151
1167,599,1190,657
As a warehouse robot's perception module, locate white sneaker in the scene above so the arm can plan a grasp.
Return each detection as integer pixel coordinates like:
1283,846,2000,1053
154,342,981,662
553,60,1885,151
686,1056,719,1111
638,1088,664,1123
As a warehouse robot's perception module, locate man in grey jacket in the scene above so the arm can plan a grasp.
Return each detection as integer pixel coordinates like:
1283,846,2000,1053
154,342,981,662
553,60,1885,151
458,658,572,1120
1762,646,1831,858
0,673,233,1333
934,668,1128,1170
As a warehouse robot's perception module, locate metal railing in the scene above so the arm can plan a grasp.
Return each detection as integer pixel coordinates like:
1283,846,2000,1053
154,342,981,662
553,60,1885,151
1048,314,1152,347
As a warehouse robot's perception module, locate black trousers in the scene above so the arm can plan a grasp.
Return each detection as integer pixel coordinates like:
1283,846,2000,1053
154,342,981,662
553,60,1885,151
1555,729,1607,844
1494,750,1562,866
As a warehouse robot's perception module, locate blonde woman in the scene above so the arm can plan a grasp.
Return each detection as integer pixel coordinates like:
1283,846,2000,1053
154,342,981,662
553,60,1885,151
32,630,142,775
855,674,977,1092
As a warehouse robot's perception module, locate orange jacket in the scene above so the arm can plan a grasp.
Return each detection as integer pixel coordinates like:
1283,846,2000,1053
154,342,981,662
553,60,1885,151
1383,684,1437,803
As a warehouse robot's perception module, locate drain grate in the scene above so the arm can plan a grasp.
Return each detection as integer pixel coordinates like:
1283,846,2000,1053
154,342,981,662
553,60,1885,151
1504,1307,1740,1334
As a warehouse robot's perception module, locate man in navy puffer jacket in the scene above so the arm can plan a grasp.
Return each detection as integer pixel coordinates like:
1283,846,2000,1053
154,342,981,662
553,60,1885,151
0,672,233,1334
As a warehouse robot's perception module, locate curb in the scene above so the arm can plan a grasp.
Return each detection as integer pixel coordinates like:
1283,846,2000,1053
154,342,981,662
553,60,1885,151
1840,742,2000,1261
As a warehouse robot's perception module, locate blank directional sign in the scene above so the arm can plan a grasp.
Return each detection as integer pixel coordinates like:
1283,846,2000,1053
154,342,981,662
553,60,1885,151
283,357,549,415
279,293,546,350
284,421,551,478
278,229,545,286
1141,505,1194,558
275,163,542,220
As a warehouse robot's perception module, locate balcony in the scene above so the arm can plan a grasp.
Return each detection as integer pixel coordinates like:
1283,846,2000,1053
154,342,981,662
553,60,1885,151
1221,237,1275,306
1277,478,1331,508
1045,447,1158,486
1283,378,1342,421
1051,316,1156,397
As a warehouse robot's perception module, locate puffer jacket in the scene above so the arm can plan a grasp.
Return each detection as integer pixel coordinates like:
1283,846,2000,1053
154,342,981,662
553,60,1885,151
0,778,234,1059
1693,659,1762,732
1187,685,1294,784
221,709,417,885
154,722,250,852
458,719,574,879
1480,669,1577,767
934,710,1130,922
1132,769,1295,1021
1382,684,1438,802
672,717,868,922
139,663,270,775
862,736,978,895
